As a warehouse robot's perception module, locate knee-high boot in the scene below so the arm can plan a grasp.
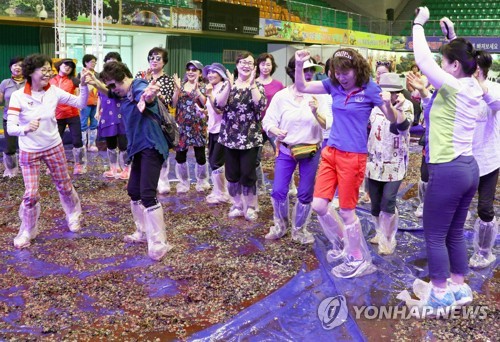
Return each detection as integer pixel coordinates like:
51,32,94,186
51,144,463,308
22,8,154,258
143,203,172,260
14,202,41,249
124,200,147,243
175,162,190,193
317,204,345,262
469,217,498,268
88,129,98,152
58,187,82,232
195,163,211,192
103,148,120,178
242,185,258,221
3,152,19,178
378,209,399,255
265,197,289,240
157,160,171,194
227,182,244,218
117,151,130,180
292,201,315,244
206,166,230,204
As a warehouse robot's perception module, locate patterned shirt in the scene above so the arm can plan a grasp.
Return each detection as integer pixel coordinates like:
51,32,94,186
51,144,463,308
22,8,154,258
366,99,414,182
175,81,207,150
135,71,175,107
218,84,267,150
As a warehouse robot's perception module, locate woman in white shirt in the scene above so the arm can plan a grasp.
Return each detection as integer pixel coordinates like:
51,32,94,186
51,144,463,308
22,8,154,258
7,54,90,248
262,56,326,243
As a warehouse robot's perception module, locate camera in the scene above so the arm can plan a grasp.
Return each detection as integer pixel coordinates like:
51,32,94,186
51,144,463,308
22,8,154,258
37,4,47,20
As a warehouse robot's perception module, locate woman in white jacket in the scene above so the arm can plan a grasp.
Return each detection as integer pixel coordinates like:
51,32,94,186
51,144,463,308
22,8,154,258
7,54,90,248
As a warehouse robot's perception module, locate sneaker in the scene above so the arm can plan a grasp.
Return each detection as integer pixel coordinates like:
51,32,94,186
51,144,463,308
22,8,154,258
369,233,380,244
118,166,130,180
124,231,147,243
447,280,473,306
103,167,120,179
469,252,496,269
245,207,258,221
228,206,244,218
420,286,456,318
291,227,315,244
88,145,98,152
331,255,369,278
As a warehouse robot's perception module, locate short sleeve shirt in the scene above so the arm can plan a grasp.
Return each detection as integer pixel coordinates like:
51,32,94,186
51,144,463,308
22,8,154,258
322,78,383,153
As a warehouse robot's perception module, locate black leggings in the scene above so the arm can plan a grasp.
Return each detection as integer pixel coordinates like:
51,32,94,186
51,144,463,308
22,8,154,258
477,168,499,222
105,134,128,151
175,146,206,165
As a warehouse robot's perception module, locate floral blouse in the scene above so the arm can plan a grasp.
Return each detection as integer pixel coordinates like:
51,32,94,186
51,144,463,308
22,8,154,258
218,84,267,150
175,81,207,150
134,71,175,107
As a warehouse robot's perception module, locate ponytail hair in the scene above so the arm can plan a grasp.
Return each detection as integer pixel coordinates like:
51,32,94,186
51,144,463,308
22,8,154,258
476,50,492,78
440,38,477,76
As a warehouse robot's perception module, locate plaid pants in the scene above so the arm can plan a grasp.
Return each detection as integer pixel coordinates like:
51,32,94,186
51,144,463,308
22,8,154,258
19,143,73,208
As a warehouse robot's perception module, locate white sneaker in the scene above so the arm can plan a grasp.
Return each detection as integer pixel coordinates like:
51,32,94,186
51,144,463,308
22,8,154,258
228,206,244,218
245,208,258,221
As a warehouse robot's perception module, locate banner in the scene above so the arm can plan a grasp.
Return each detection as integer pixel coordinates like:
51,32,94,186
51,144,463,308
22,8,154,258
405,36,500,52
261,19,392,50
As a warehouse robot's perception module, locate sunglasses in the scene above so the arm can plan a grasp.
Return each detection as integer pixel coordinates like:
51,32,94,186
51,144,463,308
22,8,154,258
376,61,391,68
186,67,198,72
148,55,163,62
106,83,116,90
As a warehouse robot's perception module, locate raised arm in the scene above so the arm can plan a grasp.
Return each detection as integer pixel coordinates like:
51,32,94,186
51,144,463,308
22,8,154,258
294,50,328,94
413,7,449,90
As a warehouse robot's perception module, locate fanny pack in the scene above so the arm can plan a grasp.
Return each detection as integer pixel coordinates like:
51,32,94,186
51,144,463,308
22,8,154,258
289,143,319,160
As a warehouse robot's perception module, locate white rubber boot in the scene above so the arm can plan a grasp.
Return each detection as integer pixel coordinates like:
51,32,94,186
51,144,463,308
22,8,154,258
242,185,258,221
175,162,190,193
103,148,120,178
415,180,427,218
265,197,289,240
58,187,82,232
469,217,498,268
331,218,372,279
124,200,147,243
88,129,98,152
3,152,19,178
317,204,345,262
118,150,130,180
195,163,211,192
143,203,173,261
14,202,41,249
292,201,315,244
227,182,244,218
73,147,87,175
157,160,171,194
256,164,267,195
378,209,399,255
206,166,230,204
369,215,381,244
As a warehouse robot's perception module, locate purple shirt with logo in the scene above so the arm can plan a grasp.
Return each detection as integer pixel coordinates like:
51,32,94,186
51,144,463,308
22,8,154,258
322,78,383,153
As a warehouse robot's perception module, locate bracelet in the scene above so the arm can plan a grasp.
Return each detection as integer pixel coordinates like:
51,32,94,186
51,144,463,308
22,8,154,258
413,23,423,27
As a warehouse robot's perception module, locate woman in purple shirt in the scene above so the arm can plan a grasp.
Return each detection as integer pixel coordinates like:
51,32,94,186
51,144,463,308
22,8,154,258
255,53,284,194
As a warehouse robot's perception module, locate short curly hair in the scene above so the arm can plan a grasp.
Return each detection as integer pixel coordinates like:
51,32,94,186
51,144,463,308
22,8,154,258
147,47,168,65
100,61,133,83
329,48,371,87
104,52,122,63
22,54,52,85
256,53,277,76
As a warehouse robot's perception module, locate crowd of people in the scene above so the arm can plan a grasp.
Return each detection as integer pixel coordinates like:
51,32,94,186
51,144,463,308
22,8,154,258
0,7,497,318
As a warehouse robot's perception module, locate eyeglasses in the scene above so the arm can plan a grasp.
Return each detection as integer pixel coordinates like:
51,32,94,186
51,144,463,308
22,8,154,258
37,68,53,75
239,60,254,67
148,55,163,62
186,67,198,72
376,61,391,68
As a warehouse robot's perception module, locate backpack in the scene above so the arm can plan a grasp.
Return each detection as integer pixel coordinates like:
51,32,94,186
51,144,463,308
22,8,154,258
143,99,179,148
